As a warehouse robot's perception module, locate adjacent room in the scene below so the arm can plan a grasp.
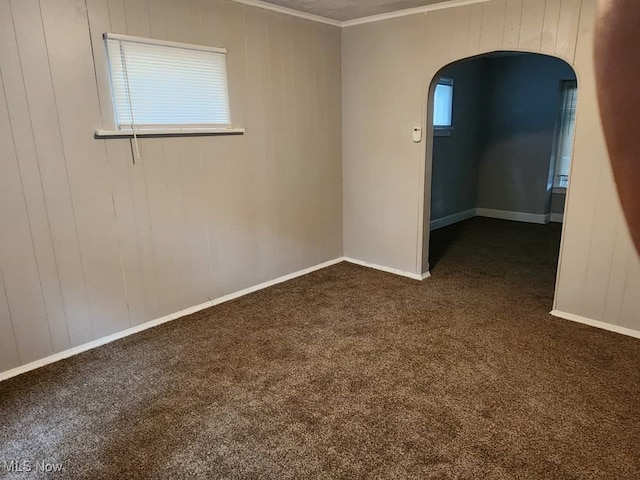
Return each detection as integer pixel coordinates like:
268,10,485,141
1,0,639,478
426,52,577,296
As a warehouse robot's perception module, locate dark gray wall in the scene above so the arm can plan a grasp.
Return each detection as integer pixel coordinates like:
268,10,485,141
430,59,487,220
476,55,576,214
551,193,566,215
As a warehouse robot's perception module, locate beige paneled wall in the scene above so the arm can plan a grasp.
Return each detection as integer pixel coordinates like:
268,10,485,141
0,0,342,372
342,0,640,332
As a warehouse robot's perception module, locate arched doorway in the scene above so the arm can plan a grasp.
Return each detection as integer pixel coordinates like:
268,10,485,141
420,51,578,305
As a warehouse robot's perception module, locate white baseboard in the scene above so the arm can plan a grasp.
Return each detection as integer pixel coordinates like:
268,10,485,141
550,310,640,340
0,257,344,383
430,208,476,231
550,213,564,223
476,208,550,224
343,257,426,281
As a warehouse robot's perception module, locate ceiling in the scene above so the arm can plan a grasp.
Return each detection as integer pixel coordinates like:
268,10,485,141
257,0,456,21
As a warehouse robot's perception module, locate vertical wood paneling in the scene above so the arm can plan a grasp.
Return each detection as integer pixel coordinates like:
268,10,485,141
10,0,93,347
107,0,127,33
519,0,546,51
123,0,151,36
0,269,21,371
244,6,275,282
291,17,311,270
0,0,70,353
465,4,484,56
555,0,582,61
277,15,298,274
422,8,455,76
200,0,245,297
266,11,287,274
540,0,562,55
115,0,161,322
479,0,507,53
620,255,640,330
88,0,147,327
553,0,598,314
581,165,621,320
0,66,53,363
449,7,471,60
502,0,523,49
602,213,633,324
40,0,129,339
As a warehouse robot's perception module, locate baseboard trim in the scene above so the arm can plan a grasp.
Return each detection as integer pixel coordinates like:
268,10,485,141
430,208,476,231
550,310,640,340
550,213,564,223
0,257,344,383
343,257,425,281
476,208,550,225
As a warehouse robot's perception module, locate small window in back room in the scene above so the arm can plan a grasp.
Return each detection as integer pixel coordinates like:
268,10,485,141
104,33,231,130
553,80,578,189
433,78,454,130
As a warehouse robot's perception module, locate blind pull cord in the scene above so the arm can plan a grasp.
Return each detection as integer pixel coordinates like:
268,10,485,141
121,43,140,164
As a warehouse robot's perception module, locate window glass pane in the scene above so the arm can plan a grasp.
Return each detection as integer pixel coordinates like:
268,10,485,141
433,82,453,127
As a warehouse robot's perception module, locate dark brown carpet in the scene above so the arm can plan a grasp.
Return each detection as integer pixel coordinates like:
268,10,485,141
1,217,640,479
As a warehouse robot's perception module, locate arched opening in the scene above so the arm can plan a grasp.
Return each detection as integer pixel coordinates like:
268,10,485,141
421,51,578,308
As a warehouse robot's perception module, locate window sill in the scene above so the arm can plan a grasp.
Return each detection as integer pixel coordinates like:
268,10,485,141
434,127,453,137
94,127,245,139
552,187,567,194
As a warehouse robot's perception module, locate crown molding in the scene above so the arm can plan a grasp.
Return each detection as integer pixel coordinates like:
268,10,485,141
341,0,493,27
230,0,493,28
230,0,342,27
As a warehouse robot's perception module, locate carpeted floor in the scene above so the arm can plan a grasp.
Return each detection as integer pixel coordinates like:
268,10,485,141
1,217,640,479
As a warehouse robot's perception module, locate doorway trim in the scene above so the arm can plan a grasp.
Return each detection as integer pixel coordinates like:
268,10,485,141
416,50,579,311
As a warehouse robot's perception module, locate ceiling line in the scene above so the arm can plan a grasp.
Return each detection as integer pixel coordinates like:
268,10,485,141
230,0,494,28
230,0,342,26
342,0,493,27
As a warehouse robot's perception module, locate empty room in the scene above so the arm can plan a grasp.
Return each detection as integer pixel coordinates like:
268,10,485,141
1,0,639,478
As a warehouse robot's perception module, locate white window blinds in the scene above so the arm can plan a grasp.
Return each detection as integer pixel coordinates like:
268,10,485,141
105,34,231,129
553,80,578,188
433,78,454,128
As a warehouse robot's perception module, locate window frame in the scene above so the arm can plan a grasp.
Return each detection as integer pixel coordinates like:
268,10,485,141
95,33,243,138
551,79,578,192
433,77,454,137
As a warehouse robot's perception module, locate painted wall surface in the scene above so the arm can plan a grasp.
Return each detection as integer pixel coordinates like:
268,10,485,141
430,59,486,222
551,192,566,215
477,54,575,215
0,0,342,372
342,0,640,332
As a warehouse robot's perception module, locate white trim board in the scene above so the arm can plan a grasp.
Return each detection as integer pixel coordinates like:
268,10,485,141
550,310,640,340
341,0,492,27
476,208,551,225
343,257,429,281
231,0,341,26
430,208,476,231
0,257,344,383
230,0,492,28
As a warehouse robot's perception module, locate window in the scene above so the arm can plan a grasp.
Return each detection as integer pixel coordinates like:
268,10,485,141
104,33,231,131
433,78,454,130
553,80,578,189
